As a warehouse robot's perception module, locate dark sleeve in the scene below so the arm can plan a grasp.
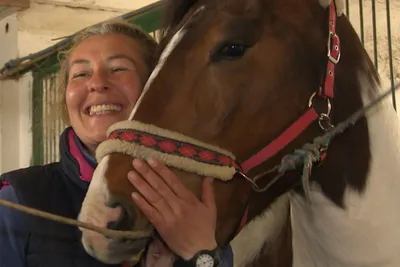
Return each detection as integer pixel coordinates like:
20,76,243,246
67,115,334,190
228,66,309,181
0,186,28,267
220,245,233,267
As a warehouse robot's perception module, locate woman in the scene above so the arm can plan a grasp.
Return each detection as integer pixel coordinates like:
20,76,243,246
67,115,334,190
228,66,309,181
0,20,232,267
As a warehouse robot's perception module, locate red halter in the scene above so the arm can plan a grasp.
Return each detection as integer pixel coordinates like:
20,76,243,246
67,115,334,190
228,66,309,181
236,1,341,233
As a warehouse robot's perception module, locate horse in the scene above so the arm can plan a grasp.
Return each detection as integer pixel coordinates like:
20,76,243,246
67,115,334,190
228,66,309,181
78,0,400,266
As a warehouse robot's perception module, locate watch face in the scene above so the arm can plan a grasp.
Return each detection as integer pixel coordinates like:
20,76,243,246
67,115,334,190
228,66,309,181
195,254,215,267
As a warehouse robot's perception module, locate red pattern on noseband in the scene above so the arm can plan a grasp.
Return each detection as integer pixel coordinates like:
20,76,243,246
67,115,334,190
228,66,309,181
108,129,241,171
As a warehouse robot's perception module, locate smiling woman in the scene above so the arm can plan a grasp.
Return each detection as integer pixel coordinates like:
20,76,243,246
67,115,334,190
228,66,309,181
61,24,155,154
0,20,160,267
65,34,144,153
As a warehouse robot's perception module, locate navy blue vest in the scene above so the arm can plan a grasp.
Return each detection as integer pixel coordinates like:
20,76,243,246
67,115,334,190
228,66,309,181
0,128,121,267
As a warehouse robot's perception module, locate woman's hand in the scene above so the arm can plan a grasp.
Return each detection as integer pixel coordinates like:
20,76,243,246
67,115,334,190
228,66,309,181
127,157,217,260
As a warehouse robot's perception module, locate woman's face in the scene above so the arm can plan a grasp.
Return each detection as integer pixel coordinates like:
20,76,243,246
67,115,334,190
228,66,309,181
66,33,148,153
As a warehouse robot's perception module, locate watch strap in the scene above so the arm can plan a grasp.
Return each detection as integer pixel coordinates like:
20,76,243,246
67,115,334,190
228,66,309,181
173,247,222,267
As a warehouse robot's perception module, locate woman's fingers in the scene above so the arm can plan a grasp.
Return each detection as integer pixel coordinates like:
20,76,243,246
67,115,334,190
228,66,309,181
201,177,216,210
128,170,172,215
128,159,219,260
131,191,162,225
146,157,197,202
132,159,179,204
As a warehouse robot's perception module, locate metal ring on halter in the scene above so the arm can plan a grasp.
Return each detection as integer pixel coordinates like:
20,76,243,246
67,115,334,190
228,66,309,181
318,113,334,131
308,92,332,117
236,171,259,189
236,167,286,193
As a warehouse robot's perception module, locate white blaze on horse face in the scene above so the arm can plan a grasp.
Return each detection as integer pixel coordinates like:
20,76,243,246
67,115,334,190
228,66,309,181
289,76,400,267
128,6,206,121
78,155,123,259
127,27,186,120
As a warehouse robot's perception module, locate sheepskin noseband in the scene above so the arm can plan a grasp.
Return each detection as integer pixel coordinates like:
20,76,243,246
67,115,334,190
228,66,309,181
96,120,240,181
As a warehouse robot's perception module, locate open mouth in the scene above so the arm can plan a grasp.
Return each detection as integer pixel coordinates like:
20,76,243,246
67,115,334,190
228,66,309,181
85,104,122,116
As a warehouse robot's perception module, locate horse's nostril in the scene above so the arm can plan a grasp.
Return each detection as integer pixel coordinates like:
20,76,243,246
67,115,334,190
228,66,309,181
107,201,120,209
106,204,135,231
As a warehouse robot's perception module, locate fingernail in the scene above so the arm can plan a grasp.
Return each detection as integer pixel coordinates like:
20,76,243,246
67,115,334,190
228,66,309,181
133,159,143,168
132,192,139,200
147,157,158,167
128,171,138,181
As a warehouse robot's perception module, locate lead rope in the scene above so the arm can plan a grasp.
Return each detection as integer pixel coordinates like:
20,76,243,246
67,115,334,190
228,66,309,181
0,83,399,238
252,82,400,202
0,198,152,239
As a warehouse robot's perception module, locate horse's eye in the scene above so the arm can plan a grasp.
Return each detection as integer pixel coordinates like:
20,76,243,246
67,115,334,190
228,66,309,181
211,43,249,62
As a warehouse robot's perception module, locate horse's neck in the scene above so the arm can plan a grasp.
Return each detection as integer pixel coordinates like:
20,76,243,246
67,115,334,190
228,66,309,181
290,83,400,267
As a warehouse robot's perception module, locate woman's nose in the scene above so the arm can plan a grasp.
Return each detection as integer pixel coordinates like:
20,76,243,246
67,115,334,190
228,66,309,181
88,71,110,92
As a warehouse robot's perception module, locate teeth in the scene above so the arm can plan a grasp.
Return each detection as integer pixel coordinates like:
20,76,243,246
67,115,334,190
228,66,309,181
89,104,121,116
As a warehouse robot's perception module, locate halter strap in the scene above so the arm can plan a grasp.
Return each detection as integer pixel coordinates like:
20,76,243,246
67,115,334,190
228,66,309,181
236,1,340,233
240,0,340,174
321,1,341,98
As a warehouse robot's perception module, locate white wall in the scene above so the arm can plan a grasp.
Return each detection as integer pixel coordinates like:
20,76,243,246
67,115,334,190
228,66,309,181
0,14,21,173
18,0,157,62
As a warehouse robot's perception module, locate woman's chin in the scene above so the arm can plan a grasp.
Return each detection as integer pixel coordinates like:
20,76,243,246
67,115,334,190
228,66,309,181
85,125,117,143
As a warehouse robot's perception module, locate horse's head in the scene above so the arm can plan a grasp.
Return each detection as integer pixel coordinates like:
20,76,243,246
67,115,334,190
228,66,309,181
78,0,375,264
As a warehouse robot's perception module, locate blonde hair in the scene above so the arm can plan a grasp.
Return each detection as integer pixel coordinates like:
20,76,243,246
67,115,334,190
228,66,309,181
57,19,158,124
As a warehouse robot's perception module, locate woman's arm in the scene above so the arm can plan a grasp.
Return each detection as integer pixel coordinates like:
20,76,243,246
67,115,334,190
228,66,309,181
0,186,28,267
220,245,234,267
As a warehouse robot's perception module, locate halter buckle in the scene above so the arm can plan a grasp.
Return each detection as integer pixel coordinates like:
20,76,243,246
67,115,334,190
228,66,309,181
327,31,341,64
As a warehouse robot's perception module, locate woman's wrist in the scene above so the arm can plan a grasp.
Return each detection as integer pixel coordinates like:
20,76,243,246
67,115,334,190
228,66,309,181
180,239,218,260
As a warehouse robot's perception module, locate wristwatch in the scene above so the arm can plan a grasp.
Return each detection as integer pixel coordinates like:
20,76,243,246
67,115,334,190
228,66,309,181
174,247,222,267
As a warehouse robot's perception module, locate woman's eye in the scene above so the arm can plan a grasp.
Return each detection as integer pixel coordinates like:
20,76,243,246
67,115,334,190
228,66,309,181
111,67,128,72
71,72,89,79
